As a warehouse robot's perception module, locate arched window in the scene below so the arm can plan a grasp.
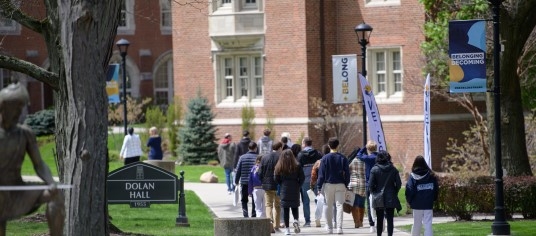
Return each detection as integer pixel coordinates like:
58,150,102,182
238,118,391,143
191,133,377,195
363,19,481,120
153,53,174,105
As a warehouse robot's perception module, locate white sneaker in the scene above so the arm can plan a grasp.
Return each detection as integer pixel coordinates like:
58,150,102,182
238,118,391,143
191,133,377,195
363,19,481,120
284,227,291,235
369,226,376,233
336,228,343,234
293,220,301,233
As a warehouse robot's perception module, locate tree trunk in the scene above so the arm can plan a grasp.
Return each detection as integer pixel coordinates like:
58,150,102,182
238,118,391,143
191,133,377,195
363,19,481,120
46,1,121,235
487,1,536,177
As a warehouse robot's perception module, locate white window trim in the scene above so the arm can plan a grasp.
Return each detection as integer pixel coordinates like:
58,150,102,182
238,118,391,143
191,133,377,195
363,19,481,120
215,53,264,108
153,56,174,105
118,0,136,35
160,0,172,35
368,47,404,104
365,0,401,7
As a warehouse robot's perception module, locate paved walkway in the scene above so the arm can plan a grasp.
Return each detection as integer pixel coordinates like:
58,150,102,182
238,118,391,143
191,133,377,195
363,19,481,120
185,182,454,235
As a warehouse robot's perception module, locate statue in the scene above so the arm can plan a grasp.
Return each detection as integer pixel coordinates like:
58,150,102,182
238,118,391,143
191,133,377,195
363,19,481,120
0,82,65,236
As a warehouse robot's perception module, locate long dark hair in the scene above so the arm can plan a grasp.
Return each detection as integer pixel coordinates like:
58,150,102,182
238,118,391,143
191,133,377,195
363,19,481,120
275,149,299,176
412,155,435,177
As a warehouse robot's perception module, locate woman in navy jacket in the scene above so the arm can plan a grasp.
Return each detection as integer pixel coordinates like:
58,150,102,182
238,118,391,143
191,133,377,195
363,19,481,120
405,155,439,236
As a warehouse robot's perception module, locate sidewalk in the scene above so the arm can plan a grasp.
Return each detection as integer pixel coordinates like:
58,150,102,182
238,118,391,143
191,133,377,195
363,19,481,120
185,182,454,235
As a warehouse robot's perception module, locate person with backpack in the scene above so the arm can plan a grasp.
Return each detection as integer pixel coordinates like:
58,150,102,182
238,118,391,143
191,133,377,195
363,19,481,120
296,137,322,227
406,155,439,236
257,128,273,156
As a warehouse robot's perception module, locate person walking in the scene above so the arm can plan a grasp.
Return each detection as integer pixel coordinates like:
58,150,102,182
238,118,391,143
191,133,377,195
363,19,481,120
146,127,163,160
348,152,367,228
406,155,439,236
257,128,273,156
248,155,266,218
369,151,402,236
274,149,305,235
218,133,236,194
234,142,258,217
120,127,143,165
296,137,322,227
234,130,253,169
357,140,379,232
316,137,350,234
259,142,284,232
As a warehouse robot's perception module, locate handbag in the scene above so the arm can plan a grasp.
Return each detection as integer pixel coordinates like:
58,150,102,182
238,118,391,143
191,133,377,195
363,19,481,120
371,170,394,208
344,189,355,205
343,202,353,213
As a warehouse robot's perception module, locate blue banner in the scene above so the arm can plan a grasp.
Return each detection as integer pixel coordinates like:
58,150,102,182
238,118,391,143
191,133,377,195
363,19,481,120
448,20,486,93
106,64,120,104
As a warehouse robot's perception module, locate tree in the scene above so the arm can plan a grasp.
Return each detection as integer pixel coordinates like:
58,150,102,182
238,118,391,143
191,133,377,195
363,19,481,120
419,0,535,176
241,104,256,140
177,90,217,164
0,1,121,234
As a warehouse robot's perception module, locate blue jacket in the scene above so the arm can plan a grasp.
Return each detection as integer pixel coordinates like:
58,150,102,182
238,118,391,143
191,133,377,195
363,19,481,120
235,151,257,185
405,168,439,210
357,148,377,187
316,152,350,190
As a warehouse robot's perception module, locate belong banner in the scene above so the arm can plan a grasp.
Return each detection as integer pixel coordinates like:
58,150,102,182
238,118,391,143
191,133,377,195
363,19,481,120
448,20,486,93
359,73,387,151
424,74,431,168
332,55,358,104
106,64,120,104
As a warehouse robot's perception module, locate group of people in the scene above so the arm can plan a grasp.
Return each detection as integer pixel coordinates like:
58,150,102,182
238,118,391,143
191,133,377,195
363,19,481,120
217,129,439,236
119,126,164,165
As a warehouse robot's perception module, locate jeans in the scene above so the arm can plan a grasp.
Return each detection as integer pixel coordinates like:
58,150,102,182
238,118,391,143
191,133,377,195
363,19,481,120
366,187,375,226
411,209,433,236
323,183,346,230
265,190,281,228
240,184,256,217
224,168,234,192
376,207,394,236
300,181,311,223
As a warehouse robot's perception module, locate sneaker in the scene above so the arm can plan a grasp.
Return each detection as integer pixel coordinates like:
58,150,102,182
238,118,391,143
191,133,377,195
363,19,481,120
369,226,376,233
284,227,291,235
315,219,321,227
302,222,311,227
336,228,343,234
325,226,333,234
293,220,301,233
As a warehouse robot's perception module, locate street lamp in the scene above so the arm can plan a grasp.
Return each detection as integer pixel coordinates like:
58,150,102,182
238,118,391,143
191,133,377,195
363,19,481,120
116,38,130,135
488,0,510,235
355,22,373,147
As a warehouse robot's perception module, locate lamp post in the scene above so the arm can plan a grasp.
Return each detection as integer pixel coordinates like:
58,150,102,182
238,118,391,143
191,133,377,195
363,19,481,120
116,38,130,135
488,0,510,235
355,22,373,147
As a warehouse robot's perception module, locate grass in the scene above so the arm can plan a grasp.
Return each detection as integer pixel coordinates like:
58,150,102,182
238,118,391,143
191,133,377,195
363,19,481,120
398,220,534,235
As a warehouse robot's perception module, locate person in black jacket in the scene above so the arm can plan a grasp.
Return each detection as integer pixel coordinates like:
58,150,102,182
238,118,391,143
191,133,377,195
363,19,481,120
234,130,252,169
405,155,439,236
369,151,402,236
296,137,322,227
235,142,258,217
259,141,284,231
275,149,305,235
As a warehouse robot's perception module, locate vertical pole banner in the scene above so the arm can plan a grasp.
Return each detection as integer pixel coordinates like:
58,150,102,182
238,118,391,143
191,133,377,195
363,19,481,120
106,64,120,104
358,74,387,151
332,55,358,104
424,74,432,168
449,20,486,93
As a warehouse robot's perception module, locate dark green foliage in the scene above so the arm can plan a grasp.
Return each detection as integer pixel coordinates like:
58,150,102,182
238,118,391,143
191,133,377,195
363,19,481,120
24,109,55,136
166,99,182,158
177,92,217,165
435,175,536,220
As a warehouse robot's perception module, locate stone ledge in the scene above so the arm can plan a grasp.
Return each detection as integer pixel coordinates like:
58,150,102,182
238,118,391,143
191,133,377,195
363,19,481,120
214,217,271,236
143,160,176,174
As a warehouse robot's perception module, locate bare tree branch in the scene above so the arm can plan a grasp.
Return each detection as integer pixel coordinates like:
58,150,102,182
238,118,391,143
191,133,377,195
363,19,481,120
0,54,58,89
0,0,48,34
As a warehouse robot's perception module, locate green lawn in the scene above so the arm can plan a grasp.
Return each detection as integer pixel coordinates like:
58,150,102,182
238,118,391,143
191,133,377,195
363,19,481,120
399,220,533,235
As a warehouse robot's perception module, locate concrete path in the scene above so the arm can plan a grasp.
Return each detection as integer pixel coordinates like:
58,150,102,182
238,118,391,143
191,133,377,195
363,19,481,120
185,182,454,236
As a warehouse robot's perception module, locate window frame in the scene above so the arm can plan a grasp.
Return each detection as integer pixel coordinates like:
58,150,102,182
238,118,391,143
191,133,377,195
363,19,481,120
153,57,174,105
365,0,400,7
216,53,264,107
368,47,403,103
160,0,172,35
117,0,136,35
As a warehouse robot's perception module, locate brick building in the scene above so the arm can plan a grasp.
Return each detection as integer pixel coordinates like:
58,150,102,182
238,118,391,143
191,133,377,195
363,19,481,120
0,0,174,114
172,0,475,171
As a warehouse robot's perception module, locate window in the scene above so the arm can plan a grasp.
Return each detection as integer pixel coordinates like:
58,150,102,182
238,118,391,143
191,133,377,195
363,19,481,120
160,0,172,34
369,48,403,102
118,0,135,35
154,58,174,105
366,0,400,7
218,54,263,106
0,69,13,88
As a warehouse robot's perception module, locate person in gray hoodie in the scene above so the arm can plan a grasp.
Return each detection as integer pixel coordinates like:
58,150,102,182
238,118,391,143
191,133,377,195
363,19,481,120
257,128,273,156
217,133,236,194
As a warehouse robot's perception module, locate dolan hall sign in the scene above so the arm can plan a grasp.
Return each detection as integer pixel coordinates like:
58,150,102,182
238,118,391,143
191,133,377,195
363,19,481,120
107,162,178,208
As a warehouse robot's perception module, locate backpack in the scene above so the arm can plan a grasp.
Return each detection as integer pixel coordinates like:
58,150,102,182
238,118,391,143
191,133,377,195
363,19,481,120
259,140,272,155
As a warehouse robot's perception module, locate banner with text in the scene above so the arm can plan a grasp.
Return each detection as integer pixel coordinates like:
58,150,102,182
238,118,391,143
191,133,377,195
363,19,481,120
106,64,120,104
448,20,486,93
424,74,432,168
332,55,358,104
359,74,387,151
